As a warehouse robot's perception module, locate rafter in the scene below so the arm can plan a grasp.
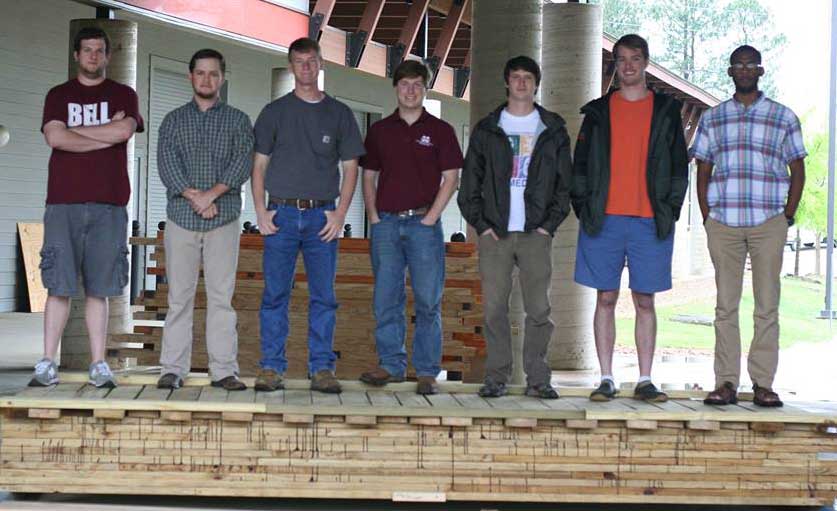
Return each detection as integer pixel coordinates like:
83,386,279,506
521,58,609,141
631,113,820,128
346,0,386,67
309,0,337,40
427,0,468,87
386,0,431,76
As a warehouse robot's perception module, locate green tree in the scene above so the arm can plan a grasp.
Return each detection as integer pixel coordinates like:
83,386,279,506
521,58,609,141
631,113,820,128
713,0,788,97
648,0,727,85
796,131,829,276
589,0,646,38
591,0,788,99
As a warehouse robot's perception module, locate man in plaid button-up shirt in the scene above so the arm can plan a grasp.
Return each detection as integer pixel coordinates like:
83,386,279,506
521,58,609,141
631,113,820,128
692,45,806,408
156,49,254,392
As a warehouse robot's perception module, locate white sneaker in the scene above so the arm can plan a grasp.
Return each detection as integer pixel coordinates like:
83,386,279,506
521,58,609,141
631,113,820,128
88,360,117,388
29,358,59,387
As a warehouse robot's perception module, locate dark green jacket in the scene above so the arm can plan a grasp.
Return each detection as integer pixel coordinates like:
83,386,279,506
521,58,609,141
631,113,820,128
571,91,689,239
457,104,573,238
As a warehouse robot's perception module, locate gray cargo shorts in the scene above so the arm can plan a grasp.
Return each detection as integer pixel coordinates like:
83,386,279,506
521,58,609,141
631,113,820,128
39,203,129,298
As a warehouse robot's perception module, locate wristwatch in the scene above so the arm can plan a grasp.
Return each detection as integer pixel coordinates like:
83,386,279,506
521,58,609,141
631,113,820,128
786,215,795,227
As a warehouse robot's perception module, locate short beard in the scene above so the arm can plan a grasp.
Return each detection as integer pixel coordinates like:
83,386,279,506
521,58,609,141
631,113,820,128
194,90,218,100
79,66,105,80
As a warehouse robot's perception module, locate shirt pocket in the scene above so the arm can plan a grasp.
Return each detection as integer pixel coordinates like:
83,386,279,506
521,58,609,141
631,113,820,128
312,127,338,160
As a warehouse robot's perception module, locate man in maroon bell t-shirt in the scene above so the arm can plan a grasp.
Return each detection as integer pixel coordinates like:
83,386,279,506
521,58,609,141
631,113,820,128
29,27,144,389
359,60,463,395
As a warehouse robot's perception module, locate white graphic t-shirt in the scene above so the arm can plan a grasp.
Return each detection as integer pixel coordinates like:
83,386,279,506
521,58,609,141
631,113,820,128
499,108,544,232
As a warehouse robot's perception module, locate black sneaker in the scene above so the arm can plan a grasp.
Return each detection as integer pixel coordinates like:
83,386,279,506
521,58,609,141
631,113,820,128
157,373,183,389
525,383,559,399
589,379,619,401
478,378,507,398
633,381,668,402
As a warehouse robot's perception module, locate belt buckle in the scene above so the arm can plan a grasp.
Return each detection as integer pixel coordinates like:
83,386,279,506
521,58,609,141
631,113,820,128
398,209,414,218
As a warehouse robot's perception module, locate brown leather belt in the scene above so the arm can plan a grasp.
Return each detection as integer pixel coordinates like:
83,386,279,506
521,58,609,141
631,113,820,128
389,206,429,218
270,198,335,209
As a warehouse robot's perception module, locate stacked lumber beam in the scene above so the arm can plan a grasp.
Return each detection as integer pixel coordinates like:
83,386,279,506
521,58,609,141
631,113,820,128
109,234,485,381
2,380,837,506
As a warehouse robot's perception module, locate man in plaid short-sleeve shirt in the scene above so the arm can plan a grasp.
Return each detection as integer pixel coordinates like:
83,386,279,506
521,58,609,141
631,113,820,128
691,45,806,408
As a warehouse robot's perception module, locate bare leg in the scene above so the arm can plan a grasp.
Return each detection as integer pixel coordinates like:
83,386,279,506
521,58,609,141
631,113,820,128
632,291,657,378
43,296,71,360
593,289,620,377
85,296,109,362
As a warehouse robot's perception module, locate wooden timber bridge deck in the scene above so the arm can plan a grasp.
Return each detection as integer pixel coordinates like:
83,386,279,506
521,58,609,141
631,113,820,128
2,374,837,506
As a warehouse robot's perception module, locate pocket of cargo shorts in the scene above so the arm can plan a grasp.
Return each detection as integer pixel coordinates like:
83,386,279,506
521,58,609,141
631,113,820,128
38,246,59,289
115,246,130,289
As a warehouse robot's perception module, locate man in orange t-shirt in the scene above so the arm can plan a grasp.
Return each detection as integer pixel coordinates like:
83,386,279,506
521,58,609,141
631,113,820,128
571,34,689,403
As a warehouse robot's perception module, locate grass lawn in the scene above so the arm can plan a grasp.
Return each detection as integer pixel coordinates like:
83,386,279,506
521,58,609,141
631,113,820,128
616,276,832,350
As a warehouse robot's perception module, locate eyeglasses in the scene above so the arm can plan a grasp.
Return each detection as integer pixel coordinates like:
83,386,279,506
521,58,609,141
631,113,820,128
730,62,762,71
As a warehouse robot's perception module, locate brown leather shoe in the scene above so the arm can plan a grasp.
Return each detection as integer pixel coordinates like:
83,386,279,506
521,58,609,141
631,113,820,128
254,368,284,392
416,376,439,395
311,370,342,394
360,367,405,386
753,385,783,407
211,375,247,391
704,381,738,405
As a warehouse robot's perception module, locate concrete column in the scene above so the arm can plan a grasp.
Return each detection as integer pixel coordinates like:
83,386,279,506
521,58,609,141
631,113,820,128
541,2,602,370
61,19,138,370
470,0,541,385
271,68,294,100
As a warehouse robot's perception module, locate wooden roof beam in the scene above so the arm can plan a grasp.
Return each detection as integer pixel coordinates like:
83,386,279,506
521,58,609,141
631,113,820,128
430,0,472,25
427,0,468,88
387,0,431,76
346,0,387,67
309,0,337,40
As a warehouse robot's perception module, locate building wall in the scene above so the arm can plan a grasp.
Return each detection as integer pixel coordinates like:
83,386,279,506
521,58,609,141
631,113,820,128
0,0,472,312
0,0,95,311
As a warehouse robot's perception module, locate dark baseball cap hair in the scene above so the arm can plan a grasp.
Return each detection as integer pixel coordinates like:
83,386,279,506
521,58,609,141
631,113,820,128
613,33,649,61
392,60,431,87
288,37,322,60
189,49,226,74
503,55,541,86
730,45,762,64
73,26,110,54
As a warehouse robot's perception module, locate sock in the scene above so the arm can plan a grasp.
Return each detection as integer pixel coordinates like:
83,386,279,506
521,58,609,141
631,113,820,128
637,375,652,385
601,375,614,384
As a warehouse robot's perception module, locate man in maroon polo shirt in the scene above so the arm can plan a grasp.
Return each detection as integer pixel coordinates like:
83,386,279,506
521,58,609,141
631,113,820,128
359,60,464,395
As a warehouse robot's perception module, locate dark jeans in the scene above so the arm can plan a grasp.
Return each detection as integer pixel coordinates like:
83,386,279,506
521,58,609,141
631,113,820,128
370,213,445,378
259,204,338,375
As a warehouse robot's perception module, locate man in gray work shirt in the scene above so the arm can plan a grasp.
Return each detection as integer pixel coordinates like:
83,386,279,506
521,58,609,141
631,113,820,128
252,37,365,394
156,49,254,391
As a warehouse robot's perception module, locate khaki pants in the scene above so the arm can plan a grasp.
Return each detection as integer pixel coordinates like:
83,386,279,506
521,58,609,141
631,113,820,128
160,220,241,380
705,214,788,389
478,232,554,387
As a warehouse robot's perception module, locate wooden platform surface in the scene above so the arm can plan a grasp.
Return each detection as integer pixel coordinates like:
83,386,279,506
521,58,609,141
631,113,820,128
4,374,837,425
3,375,837,506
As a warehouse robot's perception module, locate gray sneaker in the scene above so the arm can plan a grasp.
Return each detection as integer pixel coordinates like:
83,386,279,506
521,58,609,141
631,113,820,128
88,360,117,388
29,358,59,387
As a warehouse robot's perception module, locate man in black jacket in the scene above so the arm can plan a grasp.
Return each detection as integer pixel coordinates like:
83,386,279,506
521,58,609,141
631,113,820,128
571,34,688,403
458,56,572,399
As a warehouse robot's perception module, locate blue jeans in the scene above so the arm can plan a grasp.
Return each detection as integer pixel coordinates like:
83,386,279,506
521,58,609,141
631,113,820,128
259,204,338,375
369,213,445,378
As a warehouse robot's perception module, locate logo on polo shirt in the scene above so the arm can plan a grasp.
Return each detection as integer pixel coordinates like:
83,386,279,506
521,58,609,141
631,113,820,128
417,135,433,147
322,135,331,144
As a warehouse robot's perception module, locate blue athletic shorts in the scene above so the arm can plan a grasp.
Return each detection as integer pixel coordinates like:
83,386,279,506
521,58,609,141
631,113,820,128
574,214,674,294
